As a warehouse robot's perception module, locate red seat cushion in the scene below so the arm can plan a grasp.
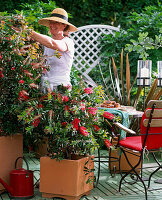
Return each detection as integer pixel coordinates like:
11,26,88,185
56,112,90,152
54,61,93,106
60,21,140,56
119,136,142,152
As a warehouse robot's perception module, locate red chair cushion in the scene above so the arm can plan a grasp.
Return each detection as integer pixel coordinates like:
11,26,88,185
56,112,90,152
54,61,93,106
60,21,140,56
119,136,142,152
141,108,162,150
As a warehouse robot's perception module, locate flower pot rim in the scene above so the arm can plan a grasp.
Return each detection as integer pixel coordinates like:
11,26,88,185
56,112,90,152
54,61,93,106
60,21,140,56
0,133,22,139
41,155,95,162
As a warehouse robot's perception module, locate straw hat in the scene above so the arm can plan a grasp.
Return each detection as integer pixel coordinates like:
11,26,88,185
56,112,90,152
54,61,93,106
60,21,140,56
38,8,78,32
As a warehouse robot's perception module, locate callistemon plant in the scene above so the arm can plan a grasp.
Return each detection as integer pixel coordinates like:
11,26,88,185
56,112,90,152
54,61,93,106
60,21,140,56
18,81,111,160
0,13,49,135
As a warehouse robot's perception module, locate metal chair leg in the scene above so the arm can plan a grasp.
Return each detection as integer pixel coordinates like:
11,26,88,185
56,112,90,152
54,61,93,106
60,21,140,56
119,149,148,200
148,152,162,187
95,148,101,188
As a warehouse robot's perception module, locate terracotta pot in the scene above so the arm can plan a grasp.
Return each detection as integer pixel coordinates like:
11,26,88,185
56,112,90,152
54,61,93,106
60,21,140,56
40,155,94,200
109,137,141,174
35,137,48,158
0,134,23,193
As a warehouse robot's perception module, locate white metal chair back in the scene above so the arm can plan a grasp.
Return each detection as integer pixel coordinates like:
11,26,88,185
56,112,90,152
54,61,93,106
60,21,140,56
70,25,119,86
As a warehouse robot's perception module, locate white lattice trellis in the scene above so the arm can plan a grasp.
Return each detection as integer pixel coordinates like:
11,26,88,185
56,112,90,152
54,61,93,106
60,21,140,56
70,24,119,86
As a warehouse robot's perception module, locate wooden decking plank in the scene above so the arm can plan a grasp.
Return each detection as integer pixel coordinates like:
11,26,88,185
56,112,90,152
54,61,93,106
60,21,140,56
98,182,119,196
1,151,162,200
97,183,115,196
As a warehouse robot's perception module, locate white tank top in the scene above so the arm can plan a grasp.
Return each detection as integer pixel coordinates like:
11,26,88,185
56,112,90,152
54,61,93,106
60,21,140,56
41,36,74,91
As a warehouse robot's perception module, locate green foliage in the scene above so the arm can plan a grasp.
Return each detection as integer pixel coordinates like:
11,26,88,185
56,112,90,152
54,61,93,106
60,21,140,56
18,81,110,160
54,0,160,28
100,5,162,78
15,0,57,34
0,0,35,13
125,30,162,61
0,13,47,135
0,13,111,158
1,0,160,32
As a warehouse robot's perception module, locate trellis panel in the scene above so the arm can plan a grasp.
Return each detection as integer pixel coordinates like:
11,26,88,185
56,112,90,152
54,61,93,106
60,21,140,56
70,25,119,86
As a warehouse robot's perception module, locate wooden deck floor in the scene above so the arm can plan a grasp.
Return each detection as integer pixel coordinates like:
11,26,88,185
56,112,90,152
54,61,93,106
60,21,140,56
0,150,162,200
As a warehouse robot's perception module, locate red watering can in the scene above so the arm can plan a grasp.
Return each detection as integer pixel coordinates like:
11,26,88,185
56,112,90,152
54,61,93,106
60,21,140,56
0,156,34,199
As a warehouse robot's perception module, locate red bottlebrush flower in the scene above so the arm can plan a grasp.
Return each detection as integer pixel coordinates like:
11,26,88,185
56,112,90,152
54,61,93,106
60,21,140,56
42,67,47,74
61,122,67,127
18,90,29,101
32,118,40,127
84,87,93,94
39,95,48,101
65,84,72,90
11,67,15,70
38,104,43,108
0,53,2,59
103,112,114,120
93,125,100,132
57,93,62,102
71,118,81,131
80,102,86,111
24,70,33,77
71,98,77,104
87,107,98,115
0,71,4,78
19,80,24,84
31,63,40,69
79,126,89,137
29,83,39,89
62,96,69,102
64,105,69,111
49,110,54,121
104,139,111,148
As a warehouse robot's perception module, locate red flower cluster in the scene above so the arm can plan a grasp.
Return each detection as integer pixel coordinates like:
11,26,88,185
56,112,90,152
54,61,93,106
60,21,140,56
61,122,67,127
0,71,4,78
103,112,114,120
80,102,86,111
79,126,89,136
38,104,43,108
19,80,24,84
62,95,69,102
32,118,40,127
104,139,111,148
88,107,98,115
93,125,100,132
64,105,69,111
18,90,29,101
71,118,81,130
84,87,93,94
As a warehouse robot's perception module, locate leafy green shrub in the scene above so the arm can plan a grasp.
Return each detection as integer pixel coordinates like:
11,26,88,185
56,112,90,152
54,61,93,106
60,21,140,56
15,0,57,34
18,81,111,159
0,13,46,135
100,5,162,76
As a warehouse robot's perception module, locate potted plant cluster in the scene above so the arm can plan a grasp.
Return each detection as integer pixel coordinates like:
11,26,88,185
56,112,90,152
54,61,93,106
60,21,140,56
0,12,113,199
0,13,49,193
18,76,112,199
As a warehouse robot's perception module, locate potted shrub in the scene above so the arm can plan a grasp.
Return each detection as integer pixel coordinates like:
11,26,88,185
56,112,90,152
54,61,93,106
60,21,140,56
18,80,111,199
1,12,110,200
0,13,48,193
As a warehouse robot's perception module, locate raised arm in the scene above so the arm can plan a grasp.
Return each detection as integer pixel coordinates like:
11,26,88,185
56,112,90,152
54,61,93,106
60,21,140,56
31,31,68,52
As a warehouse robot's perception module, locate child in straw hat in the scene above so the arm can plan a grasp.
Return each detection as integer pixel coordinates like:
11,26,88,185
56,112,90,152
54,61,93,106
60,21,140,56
30,8,78,92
